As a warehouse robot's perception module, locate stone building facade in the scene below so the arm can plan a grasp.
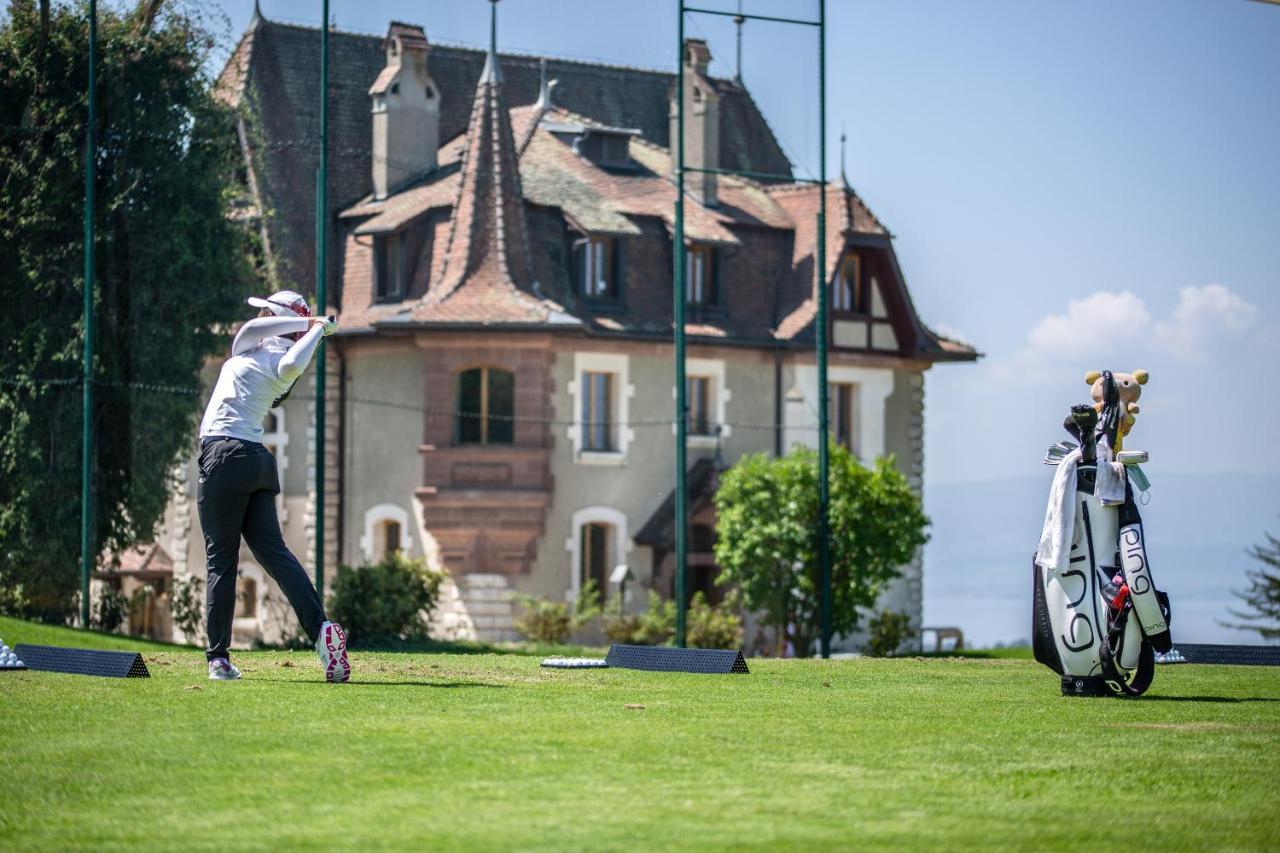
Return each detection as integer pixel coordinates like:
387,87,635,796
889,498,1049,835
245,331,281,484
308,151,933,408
148,8,975,651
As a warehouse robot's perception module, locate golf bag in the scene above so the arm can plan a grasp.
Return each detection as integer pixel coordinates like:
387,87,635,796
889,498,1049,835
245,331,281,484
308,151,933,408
1032,372,1172,697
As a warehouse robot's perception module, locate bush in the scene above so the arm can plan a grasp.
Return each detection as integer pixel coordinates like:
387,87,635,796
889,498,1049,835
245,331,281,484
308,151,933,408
169,575,204,642
514,580,600,644
686,590,743,650
602,590,675,645
328,553,445,647
92,583,129,633
863,609,914,657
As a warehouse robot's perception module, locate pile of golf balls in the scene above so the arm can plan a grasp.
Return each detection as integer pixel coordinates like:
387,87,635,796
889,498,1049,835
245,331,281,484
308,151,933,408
0,638,24,669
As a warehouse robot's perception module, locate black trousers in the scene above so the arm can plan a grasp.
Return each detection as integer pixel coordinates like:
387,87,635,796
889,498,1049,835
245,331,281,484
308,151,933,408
196,437,327,660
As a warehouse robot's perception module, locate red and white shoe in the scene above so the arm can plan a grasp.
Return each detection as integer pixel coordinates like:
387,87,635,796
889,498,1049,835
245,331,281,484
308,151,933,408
316,621,350,683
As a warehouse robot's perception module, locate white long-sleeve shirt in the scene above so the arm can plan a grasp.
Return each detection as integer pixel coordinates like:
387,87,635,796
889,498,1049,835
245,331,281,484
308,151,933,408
199,316,324,442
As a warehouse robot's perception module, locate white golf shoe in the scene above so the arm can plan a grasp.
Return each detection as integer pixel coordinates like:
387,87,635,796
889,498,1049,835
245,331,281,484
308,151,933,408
316,621,350,683
208,658,242,680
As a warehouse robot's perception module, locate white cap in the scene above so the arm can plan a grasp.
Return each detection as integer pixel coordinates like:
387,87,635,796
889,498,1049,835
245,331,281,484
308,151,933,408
247,290,310,318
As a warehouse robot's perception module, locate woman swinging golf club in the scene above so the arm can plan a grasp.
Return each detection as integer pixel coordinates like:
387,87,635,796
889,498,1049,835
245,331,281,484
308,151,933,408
197,290,349,683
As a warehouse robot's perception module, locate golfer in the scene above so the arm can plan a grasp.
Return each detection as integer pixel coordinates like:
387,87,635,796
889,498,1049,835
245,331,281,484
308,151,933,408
197,290,349,683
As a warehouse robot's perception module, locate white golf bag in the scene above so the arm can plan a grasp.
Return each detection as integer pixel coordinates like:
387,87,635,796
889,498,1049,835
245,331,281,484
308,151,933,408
1032,376,1172,697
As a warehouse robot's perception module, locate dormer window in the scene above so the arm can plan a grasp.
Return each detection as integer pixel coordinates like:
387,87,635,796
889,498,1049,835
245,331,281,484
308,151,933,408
573,236,622,302
685,244,718,307
574,130,634,169
832,254,863,314
374,233,406,302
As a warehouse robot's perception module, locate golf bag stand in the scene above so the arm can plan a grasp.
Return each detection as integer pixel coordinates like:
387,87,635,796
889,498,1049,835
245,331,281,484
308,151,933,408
1032,371,1172,698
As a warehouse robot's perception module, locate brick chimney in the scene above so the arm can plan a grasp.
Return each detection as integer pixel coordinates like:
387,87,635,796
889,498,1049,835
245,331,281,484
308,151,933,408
369,22,440,200
670,38,721,207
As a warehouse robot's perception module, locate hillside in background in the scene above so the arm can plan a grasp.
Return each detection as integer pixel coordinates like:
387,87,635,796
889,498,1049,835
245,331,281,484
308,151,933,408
924,472,1280,648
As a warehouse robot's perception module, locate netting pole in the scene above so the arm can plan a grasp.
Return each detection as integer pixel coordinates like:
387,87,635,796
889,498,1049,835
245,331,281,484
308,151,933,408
674,1,689,648
80,0,98,629
314,0,329,600
817,0,832,659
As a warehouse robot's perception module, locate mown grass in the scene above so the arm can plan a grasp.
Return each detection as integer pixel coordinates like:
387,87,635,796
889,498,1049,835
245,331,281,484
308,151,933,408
1,617,1277,851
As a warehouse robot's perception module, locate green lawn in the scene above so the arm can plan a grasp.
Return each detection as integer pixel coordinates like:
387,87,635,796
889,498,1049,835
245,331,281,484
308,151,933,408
1,618,1277,850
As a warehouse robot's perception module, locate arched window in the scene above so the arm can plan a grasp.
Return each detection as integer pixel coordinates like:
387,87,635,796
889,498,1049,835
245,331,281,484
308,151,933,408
566,507,630,602
361,504,414,562
380,519,402,558
455,367,514,445
580,521,612,598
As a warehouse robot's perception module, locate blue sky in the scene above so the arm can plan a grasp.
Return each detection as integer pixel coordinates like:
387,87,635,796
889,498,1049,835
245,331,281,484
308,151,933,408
194,1,1279,641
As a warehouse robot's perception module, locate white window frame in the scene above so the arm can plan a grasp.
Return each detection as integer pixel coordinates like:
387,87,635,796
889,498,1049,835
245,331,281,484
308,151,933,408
564,506,631,603
567,352,634,465
360,503,415,562
783,364,893,464
673,357,731,448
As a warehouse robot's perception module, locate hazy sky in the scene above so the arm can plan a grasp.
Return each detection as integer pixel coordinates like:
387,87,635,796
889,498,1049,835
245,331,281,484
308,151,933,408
195,0,1279,489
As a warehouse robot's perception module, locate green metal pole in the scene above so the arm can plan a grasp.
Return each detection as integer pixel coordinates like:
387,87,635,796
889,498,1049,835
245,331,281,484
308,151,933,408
314,0,329,600
673,2,688,648
817,0,832,659
80,0,97,628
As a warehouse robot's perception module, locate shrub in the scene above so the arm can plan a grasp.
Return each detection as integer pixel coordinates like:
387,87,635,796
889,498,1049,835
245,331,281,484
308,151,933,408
328,553,445,647
92,583,129,633
514,580,600,644
602,590,675,645
686,590,743,650
863,609,914,657
169,575,204,642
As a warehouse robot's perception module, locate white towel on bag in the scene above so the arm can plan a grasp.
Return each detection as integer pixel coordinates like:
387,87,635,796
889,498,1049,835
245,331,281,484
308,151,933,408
1094,434,1128,506
1035,448,1081,573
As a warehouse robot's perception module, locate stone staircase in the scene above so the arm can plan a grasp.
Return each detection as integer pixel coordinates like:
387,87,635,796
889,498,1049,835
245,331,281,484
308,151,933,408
432,573,519,643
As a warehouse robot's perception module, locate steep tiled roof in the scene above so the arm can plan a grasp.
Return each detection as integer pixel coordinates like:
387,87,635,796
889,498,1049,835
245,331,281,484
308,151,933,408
216,17,792,303
415,42,547,325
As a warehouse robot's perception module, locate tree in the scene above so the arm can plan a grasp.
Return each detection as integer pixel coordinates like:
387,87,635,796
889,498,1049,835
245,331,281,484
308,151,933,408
1225,528,1280,641
713,445,929,657
0,1,255,620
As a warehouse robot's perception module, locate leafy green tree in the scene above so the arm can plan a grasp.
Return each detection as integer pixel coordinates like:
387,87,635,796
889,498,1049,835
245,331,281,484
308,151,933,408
1225,528,1280,641
0,1,255,620
714,445,929,657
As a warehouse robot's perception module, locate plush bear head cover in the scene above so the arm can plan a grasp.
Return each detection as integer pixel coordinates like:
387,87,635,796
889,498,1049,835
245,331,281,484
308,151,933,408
1084,369,1148,449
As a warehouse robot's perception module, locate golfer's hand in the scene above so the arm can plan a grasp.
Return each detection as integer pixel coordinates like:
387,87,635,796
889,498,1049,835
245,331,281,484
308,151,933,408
309,316,338,336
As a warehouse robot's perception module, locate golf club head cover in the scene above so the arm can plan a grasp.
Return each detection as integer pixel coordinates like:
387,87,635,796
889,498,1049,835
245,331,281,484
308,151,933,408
1117,495,1172,653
